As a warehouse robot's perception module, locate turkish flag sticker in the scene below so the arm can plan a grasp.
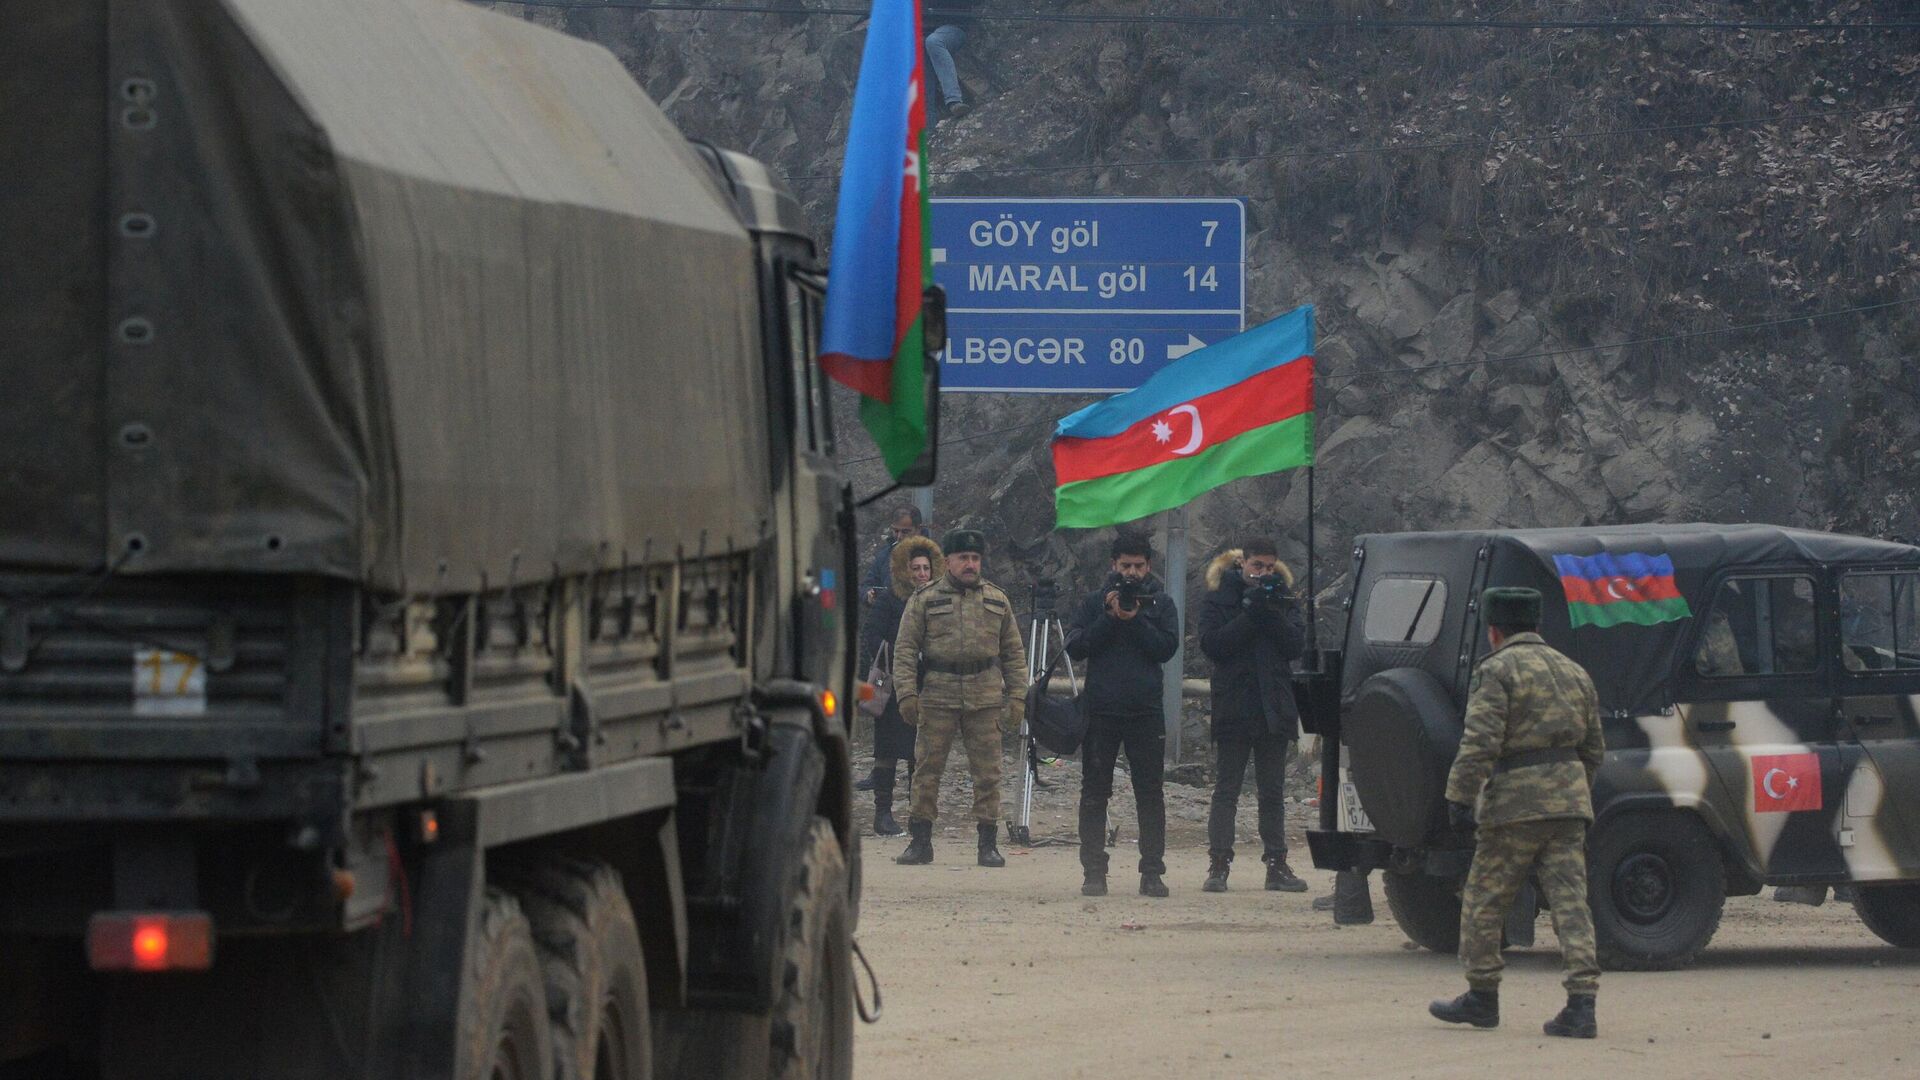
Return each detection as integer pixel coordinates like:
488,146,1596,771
1752,753,1823,813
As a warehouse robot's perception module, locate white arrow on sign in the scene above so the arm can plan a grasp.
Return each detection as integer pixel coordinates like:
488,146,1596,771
1166,333,1208,361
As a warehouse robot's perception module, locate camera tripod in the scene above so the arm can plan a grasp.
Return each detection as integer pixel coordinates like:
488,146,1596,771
1008,580,1076,846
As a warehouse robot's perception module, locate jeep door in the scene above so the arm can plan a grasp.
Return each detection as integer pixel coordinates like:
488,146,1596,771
1832,570,1920,880
1676,572,1849,883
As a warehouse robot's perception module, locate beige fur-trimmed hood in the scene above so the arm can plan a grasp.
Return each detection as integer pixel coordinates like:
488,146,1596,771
1205,548,1294,591
889,535,943,598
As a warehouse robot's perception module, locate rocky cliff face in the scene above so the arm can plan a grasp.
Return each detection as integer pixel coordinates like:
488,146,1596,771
512,1,1920,639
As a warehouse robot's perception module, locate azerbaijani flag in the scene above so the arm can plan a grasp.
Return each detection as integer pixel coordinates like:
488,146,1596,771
818,0,932,480
1552,552,1694,629
1050,306,1316,529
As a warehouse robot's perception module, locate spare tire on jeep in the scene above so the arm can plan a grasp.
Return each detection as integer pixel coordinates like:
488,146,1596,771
1345,668,1461,848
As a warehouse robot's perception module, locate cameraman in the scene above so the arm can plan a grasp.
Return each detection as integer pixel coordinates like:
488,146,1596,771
1198,539,1309,893
1066,532,1180,897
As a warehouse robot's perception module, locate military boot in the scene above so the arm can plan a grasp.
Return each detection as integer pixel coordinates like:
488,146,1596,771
1139,873,1169,898
1428,988,1499,1029
896,820,934,865
1202,855,1231,893
1333,869,1375,925
872,774,902,836
1311,893,1338,912
1081,873,1107,897
1543,994,1597,1039
1265,858,1309,893
977,822,1006,868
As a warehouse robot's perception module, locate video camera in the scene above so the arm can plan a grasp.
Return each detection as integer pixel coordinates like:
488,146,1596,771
1030,577,1059,617
1243,575,1297,610
1107,574,1156,613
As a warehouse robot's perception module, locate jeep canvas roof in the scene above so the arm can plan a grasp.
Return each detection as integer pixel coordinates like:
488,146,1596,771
1346,524,1920,717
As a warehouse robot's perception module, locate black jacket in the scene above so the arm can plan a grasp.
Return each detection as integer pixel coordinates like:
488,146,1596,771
1065,574,1181,718
1198,567,1306,739
860,539,895,599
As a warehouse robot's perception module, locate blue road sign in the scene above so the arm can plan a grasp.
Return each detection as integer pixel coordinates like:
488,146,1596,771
930,197,1245,393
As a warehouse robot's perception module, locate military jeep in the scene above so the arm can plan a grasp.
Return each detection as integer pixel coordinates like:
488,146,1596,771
1303,524,1920,970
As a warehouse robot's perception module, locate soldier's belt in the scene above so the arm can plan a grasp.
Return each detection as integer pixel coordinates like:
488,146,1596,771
921,658,999,676
1493,746,1581,774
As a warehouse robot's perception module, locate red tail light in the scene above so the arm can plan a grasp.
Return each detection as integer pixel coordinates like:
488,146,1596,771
87,912,214,972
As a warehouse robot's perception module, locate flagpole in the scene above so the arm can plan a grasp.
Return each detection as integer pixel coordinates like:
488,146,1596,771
1161,507,1188,767
1306,465,1317,658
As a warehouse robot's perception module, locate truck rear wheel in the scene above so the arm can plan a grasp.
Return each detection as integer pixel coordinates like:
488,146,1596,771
461,889,555,1080
1589,812,1725,970
515,860,651,1080
1853,883,1920,948
1382,870,1461,953
770,819,853,1080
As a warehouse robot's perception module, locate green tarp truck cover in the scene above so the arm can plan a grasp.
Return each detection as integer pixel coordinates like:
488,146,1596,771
1,0,771,594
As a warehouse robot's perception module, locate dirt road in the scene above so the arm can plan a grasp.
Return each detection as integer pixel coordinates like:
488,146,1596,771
851,840,1919,1078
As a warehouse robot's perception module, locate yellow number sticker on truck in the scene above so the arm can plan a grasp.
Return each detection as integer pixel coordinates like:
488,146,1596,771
133,649,206,717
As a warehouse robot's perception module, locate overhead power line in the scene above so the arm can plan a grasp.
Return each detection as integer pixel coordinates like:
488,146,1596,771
1307,295,1920,384
784,100,1917,184
497,2,1920,32
838,295,1920,464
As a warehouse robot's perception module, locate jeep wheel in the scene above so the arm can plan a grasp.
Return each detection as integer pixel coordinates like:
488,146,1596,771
1589,813,1725,971
1382,870,1461,954
1853,884,1920,948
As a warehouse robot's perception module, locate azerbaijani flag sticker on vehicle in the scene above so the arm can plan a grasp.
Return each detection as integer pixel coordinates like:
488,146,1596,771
1551,552,1693,629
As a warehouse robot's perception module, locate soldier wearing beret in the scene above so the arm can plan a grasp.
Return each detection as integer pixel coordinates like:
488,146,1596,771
1430,587,1606,1039
892,528,1029,867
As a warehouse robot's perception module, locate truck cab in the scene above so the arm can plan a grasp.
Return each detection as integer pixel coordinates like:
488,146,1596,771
1305,524,1920,969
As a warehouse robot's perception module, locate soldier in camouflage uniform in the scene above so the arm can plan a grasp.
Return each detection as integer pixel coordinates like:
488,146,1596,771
1429,587,1605,1039
892,528,1029,867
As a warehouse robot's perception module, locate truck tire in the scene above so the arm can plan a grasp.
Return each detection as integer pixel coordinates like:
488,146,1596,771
515,860,651,1080
770,818,853,1080
1589,812,1725,971
1853,884,1920,948
461,889,556,1080
1382,870,1461,953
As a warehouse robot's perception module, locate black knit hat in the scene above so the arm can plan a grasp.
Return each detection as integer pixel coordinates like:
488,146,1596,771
942,528,986,556
1483,587,1543,628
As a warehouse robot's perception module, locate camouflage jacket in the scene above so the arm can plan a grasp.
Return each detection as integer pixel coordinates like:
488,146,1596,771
893,574,1029,712
1445,632,1605,826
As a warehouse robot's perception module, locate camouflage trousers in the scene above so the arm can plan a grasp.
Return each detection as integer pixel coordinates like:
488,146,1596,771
909,704,1005,825
1460,818,1600,995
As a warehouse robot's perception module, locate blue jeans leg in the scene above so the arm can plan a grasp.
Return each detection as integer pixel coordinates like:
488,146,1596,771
925,24,966,110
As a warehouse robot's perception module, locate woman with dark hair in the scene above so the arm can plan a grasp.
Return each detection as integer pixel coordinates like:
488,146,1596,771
861,534,942,834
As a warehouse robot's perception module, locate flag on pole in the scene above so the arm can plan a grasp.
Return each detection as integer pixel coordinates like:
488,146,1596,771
1050,306,1317,529
817,0,932,480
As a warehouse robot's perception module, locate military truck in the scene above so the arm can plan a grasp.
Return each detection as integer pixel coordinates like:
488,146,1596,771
1305,525,1920,970
0,2,933,1077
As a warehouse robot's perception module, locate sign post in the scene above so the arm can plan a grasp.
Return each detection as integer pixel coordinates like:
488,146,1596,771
930,198,1246,393
930,197,1246,765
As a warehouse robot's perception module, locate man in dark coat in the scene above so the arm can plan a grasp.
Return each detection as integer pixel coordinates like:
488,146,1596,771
1066,532,1180,898
1198,538,1308,893
861,505,924,607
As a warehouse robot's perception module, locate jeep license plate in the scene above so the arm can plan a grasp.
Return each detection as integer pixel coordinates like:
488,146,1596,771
1341,782,1374,833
